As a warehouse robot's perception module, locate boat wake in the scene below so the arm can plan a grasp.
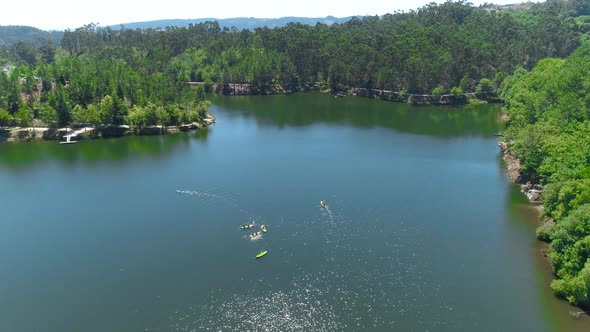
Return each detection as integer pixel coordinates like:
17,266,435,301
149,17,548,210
175,188,248,214
322,205,335,224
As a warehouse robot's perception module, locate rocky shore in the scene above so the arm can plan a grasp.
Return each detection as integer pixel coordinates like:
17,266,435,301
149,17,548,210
212,82,500,105
498,140,544,203
0,115,215,143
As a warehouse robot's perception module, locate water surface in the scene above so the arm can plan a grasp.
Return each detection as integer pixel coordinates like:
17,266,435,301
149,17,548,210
0,93,587,331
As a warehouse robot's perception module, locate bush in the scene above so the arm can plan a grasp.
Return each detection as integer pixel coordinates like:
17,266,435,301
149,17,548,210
431,85,446,95
550,264,590,307
549,204,590,308
536,222,554,242
450,86,463,95
476,78,495,94
0,108,10,126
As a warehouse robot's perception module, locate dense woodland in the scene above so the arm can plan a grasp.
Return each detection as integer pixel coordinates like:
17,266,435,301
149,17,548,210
0,0,589,311
501,40,590,309
0,0,585,128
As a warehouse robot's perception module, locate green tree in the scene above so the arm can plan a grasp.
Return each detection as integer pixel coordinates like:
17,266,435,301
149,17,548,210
14,104,33,126
476,78,494,94
11,41,38,66
431,85,446,95
39,40,56,64
48,88,71,127
450,86,463,95
126,105,147,128
0,107,11,126
72,104,87,125
86,104,102,127
38,104,58,126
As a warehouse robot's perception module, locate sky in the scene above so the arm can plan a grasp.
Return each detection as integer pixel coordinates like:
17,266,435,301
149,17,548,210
2,0,532,31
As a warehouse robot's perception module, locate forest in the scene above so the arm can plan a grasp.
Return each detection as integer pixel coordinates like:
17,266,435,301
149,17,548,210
501,40,590,309
0,0,585,129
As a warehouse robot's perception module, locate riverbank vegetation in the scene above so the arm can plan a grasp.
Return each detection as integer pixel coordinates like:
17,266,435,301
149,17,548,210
501,40,590,309
0,0,583,130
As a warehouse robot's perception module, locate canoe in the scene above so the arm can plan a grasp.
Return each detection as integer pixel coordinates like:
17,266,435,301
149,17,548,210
256,251,268,259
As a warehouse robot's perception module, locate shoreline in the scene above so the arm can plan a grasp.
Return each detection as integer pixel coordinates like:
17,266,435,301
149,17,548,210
0,115,215,143
498,140,544,204
498,132,590,320
210,82,501,105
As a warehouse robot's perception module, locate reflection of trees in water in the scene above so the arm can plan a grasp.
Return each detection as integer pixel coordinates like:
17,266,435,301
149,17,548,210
0,132,202,170
211,93,501,138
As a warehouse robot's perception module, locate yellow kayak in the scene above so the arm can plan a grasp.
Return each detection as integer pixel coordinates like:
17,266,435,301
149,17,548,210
261,225,267,233
256,251,268,259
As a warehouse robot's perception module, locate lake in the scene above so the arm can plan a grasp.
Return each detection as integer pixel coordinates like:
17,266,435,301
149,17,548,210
0,93,587,331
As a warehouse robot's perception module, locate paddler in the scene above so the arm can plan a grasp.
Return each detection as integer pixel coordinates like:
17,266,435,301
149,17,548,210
249,231,262,239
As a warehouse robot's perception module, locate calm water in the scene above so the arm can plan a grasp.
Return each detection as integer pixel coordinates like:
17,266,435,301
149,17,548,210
0,93,587,331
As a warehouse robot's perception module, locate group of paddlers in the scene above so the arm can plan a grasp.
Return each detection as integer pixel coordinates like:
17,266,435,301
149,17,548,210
241,223,267,239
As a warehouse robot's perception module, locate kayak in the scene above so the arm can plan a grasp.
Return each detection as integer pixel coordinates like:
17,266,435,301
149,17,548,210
320,200,326,207
261,225,267,233
256,251,268,259
249,233,262,240
241,224,254,229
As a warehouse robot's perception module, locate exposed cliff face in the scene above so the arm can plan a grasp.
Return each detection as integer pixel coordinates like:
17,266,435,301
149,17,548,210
214,83,299,95
349,88,481,105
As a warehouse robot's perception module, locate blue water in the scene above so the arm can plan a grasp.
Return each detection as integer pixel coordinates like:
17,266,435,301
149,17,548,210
0,93,585,331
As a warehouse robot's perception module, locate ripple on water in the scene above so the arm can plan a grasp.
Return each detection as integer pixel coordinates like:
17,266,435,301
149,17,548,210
169,198,454,331
169,284,342,331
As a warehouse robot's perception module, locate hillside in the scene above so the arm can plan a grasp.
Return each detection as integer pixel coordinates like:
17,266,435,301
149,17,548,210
0,26,62,46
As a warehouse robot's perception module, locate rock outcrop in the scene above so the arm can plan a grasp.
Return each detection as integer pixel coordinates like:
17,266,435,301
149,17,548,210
498,140,544,204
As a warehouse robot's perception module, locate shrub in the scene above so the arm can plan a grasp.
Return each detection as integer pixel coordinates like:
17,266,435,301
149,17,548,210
476,78,495,94
450,87,463,95
0,108,10,126
431,85,446,95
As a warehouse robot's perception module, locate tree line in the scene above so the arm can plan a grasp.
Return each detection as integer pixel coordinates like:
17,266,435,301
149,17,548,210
56,0,581,95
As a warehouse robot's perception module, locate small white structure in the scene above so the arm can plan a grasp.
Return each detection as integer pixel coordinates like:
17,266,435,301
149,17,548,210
60,134,77,144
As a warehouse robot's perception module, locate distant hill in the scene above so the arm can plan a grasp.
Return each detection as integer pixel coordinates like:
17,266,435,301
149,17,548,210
111,16,352,30
0,26,62,46
0,17,350,47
